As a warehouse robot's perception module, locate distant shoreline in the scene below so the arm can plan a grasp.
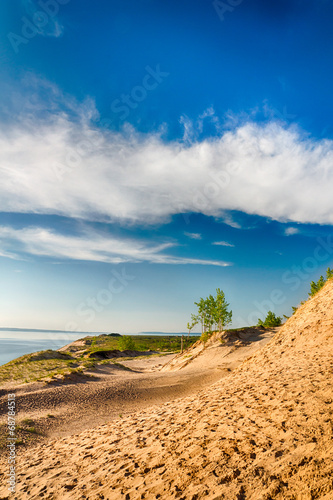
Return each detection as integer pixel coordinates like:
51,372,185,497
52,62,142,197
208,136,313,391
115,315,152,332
0,327,115,334
0,327,198,335
0,330,200,367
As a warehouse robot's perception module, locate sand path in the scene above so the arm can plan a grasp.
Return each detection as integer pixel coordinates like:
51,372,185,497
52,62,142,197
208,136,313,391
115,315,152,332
0,329,274,443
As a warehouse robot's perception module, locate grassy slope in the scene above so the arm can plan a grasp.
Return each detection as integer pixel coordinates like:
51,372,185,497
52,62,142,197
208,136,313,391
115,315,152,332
88,334,197,353
0,335,198,385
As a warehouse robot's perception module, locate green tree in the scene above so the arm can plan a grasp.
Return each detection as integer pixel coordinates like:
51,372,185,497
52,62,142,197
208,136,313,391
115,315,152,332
214,288,232,332
192,289,232,336
309,267,333,297
194,297,208,334
118,336,136,351
309,275,326,297
257,311,282,328
327,267,333,280
187,314,199,337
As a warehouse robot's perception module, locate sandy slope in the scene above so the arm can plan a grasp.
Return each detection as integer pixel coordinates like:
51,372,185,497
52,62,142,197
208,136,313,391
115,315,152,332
0,283,333,499
0,329,274,444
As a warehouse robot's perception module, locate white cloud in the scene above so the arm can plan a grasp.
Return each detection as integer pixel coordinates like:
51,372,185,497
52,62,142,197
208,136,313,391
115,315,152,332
180,108,221,143
184,232,202,240
1,82,333,226
284,227,299,236
212,241,235,247
0,226,230,267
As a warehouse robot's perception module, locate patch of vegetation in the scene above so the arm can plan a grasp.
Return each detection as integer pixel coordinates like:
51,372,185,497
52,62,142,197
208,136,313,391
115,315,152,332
26,427,38,434
118,335,136,351
290,267,333,316
0,422,43,451
0,351,78,383
188,288,232,336
0,335,198,387
225,326,256,333
17,423,42,435
309,267,333,297
200,331,213,343
0,349,99,385
257,311,282,328
21,418,34,427
86,334,197,353
28,350,72,361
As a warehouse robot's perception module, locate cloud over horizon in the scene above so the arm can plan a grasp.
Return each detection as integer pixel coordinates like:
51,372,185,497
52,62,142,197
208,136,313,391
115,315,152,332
0,226,230,266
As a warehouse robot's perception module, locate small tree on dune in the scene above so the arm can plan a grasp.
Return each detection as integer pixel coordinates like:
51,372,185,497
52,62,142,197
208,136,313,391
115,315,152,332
214,288,232,332
291,267,333,315
189,289,232,339
257,311,282,328
194,297,208,335
309,267,333,297
187,314,199,338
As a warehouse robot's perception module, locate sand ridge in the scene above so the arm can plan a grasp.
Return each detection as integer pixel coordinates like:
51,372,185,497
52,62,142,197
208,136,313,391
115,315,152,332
0,282,333,499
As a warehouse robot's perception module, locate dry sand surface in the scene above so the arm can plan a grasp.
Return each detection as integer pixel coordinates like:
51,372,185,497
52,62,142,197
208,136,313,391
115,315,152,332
0,282,333,499
0,329,273,444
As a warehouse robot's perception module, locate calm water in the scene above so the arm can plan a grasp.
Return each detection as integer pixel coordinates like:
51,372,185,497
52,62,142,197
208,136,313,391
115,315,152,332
0,330,194,366
0,330,86,366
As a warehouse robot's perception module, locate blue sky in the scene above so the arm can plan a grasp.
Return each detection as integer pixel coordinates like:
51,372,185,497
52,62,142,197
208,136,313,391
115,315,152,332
0,0,332,333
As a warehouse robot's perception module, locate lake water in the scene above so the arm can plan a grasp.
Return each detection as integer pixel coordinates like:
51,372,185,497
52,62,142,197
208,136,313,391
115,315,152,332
0,330,86,367
0,330,195,366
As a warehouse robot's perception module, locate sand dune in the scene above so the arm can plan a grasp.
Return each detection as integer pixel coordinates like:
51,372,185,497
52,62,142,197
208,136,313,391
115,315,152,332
0,327,274,445
1,282,333,499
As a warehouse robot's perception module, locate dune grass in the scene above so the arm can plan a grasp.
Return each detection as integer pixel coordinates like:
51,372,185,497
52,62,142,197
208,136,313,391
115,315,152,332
0,417,44,450
0,350,96,384
89,334,198,353
0,335,198,386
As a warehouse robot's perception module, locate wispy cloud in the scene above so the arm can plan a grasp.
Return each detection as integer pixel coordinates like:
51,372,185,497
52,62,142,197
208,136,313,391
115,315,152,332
184,232,202,240
180,108,221,143
212,241,235,247
284,227,299,236
0,226,230,267
1,79,333,226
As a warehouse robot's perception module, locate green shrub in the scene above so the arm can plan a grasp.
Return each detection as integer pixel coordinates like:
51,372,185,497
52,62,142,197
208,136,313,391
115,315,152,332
309,267,333,297
257,311,282,328
118,336,136,351
200,331,213,343
21,418,34,427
